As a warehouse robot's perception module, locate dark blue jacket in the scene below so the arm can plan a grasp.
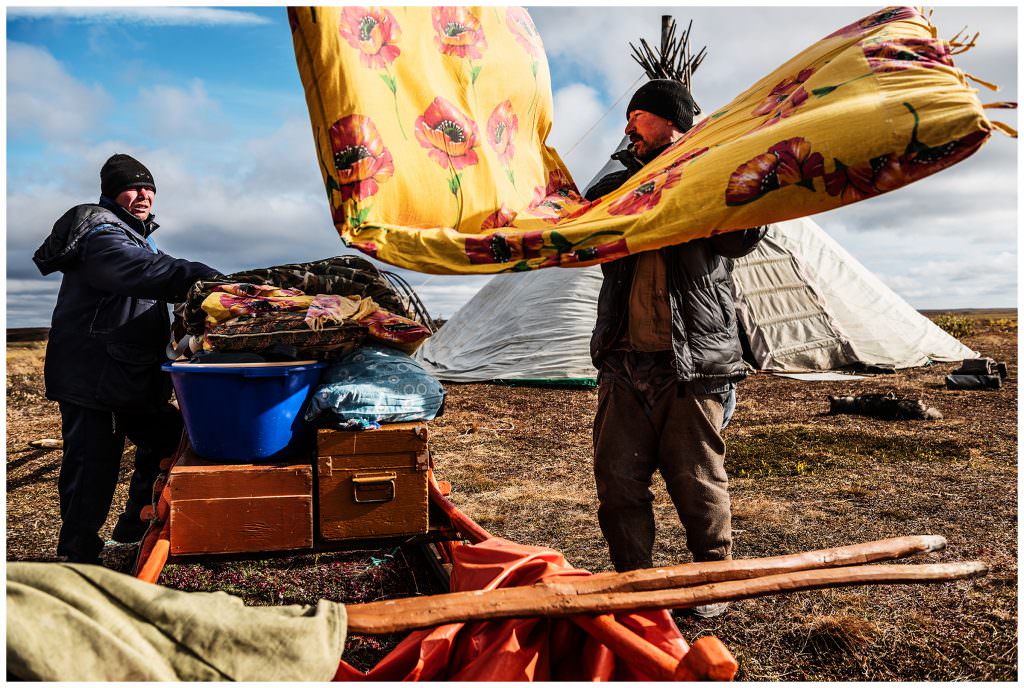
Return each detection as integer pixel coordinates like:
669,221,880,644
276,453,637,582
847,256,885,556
34,197,220,412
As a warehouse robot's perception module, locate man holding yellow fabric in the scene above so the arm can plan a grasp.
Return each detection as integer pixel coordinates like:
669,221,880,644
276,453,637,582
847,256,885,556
585,80,766,618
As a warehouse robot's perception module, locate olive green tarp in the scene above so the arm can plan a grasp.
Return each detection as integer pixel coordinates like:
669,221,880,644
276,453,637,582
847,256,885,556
6,562,346,681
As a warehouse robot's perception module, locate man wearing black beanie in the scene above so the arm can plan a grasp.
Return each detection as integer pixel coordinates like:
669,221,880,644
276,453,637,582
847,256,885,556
623,78,696,156
584,81,767,618
33,154,222,565
100,153,157,200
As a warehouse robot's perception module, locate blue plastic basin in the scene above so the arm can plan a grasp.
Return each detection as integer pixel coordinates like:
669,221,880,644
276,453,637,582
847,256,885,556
163,360,325,462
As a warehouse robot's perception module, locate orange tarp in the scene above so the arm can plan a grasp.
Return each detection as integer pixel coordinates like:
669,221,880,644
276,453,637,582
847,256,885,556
334,537,693,681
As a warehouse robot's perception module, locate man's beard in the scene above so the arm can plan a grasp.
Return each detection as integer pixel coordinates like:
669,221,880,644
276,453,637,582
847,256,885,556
629,139,657,162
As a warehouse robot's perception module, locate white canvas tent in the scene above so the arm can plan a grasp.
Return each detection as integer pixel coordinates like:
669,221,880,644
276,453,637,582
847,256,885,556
414,217,975,384
732,217,975,370
415,264,603,385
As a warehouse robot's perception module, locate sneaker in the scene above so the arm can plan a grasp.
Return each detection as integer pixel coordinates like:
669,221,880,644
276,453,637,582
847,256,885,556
684,602,730,619
111,513,149,544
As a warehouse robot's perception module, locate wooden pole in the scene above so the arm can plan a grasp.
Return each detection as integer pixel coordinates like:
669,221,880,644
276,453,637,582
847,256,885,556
661,15,672,76
345,561,988,634
571,534,947,594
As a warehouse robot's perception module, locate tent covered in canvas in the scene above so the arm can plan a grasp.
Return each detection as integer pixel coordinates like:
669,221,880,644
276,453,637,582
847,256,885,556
415,264,603,386
731,216,976,370
414,217,975,384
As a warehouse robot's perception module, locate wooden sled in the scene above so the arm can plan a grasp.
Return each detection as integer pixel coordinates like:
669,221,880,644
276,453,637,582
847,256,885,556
130,426,738,681
131,427,985,681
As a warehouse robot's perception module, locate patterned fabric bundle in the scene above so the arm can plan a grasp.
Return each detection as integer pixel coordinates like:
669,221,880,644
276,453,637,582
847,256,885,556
182,255,413,336
307,294,375,330
200,284,315,327
290,6,1010,275
201,287,377,331
359,308,435,353
198,284,431,357
203,313,368,359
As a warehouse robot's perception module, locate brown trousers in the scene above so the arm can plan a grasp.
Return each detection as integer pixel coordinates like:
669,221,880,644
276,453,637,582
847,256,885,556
593,352,732,572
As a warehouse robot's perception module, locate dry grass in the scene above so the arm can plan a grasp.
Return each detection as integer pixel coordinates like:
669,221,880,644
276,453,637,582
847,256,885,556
788,614,881,657
6,314,1017,680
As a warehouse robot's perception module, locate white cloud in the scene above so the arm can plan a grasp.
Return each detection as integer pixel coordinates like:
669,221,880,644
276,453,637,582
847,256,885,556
7,7,271,26
140,80,228,141
875,251,1018,309
819,164,1018,244
817,220,1016,310
6,42,109,141
238,117,323,194
143,116,334,265
5,279,61,296
6,189,67,258
549,83,624,186
533,8,650,102
6,144,119,286
549,84,605,153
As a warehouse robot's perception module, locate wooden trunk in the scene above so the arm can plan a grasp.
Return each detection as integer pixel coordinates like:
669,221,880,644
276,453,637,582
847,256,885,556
317,423,429,541
167,448,314,556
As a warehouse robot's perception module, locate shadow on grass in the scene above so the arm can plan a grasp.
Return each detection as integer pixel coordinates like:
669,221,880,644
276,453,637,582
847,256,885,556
7,457,61,490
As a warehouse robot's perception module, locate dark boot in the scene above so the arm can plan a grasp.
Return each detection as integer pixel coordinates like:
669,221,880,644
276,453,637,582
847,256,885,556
111,512,149,543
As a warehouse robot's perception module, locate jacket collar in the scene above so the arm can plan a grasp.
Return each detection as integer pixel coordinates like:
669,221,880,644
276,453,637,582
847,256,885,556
98,196,159,238
610,142,673,178
642,142,672,163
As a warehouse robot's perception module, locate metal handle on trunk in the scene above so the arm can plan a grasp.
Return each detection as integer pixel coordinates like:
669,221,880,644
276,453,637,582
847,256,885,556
352,472,397,503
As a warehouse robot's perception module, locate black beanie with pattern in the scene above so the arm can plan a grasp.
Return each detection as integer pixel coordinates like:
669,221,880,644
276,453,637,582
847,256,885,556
626,79,696,132
100,154,156,198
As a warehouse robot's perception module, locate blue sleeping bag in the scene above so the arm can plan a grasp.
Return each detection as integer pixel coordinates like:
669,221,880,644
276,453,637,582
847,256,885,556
305,344,445,426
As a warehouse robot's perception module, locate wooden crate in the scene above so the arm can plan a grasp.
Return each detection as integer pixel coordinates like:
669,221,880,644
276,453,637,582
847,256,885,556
167,448,314,556
317,423,429,541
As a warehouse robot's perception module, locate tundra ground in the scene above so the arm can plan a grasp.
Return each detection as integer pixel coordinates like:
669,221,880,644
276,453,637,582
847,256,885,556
7,312,1016,680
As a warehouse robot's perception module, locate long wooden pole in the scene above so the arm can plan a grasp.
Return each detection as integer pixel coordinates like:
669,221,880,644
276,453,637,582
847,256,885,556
573,534,946,594
346,561,987,634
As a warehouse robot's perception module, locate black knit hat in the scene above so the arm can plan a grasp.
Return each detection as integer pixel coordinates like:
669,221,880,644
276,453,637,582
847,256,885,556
626,79,696,132
100,154,156,198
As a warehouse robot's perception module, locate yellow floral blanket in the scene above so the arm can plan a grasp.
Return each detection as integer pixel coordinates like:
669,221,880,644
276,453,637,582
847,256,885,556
197,284,432,354
200,284,377,330
290,6,1004,275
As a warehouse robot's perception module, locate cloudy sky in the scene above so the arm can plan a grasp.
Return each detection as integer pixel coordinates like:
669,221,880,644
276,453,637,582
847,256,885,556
5,4,1017,328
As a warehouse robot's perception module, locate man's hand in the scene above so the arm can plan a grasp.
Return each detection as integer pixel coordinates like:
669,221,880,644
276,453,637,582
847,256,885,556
710,226,768,259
